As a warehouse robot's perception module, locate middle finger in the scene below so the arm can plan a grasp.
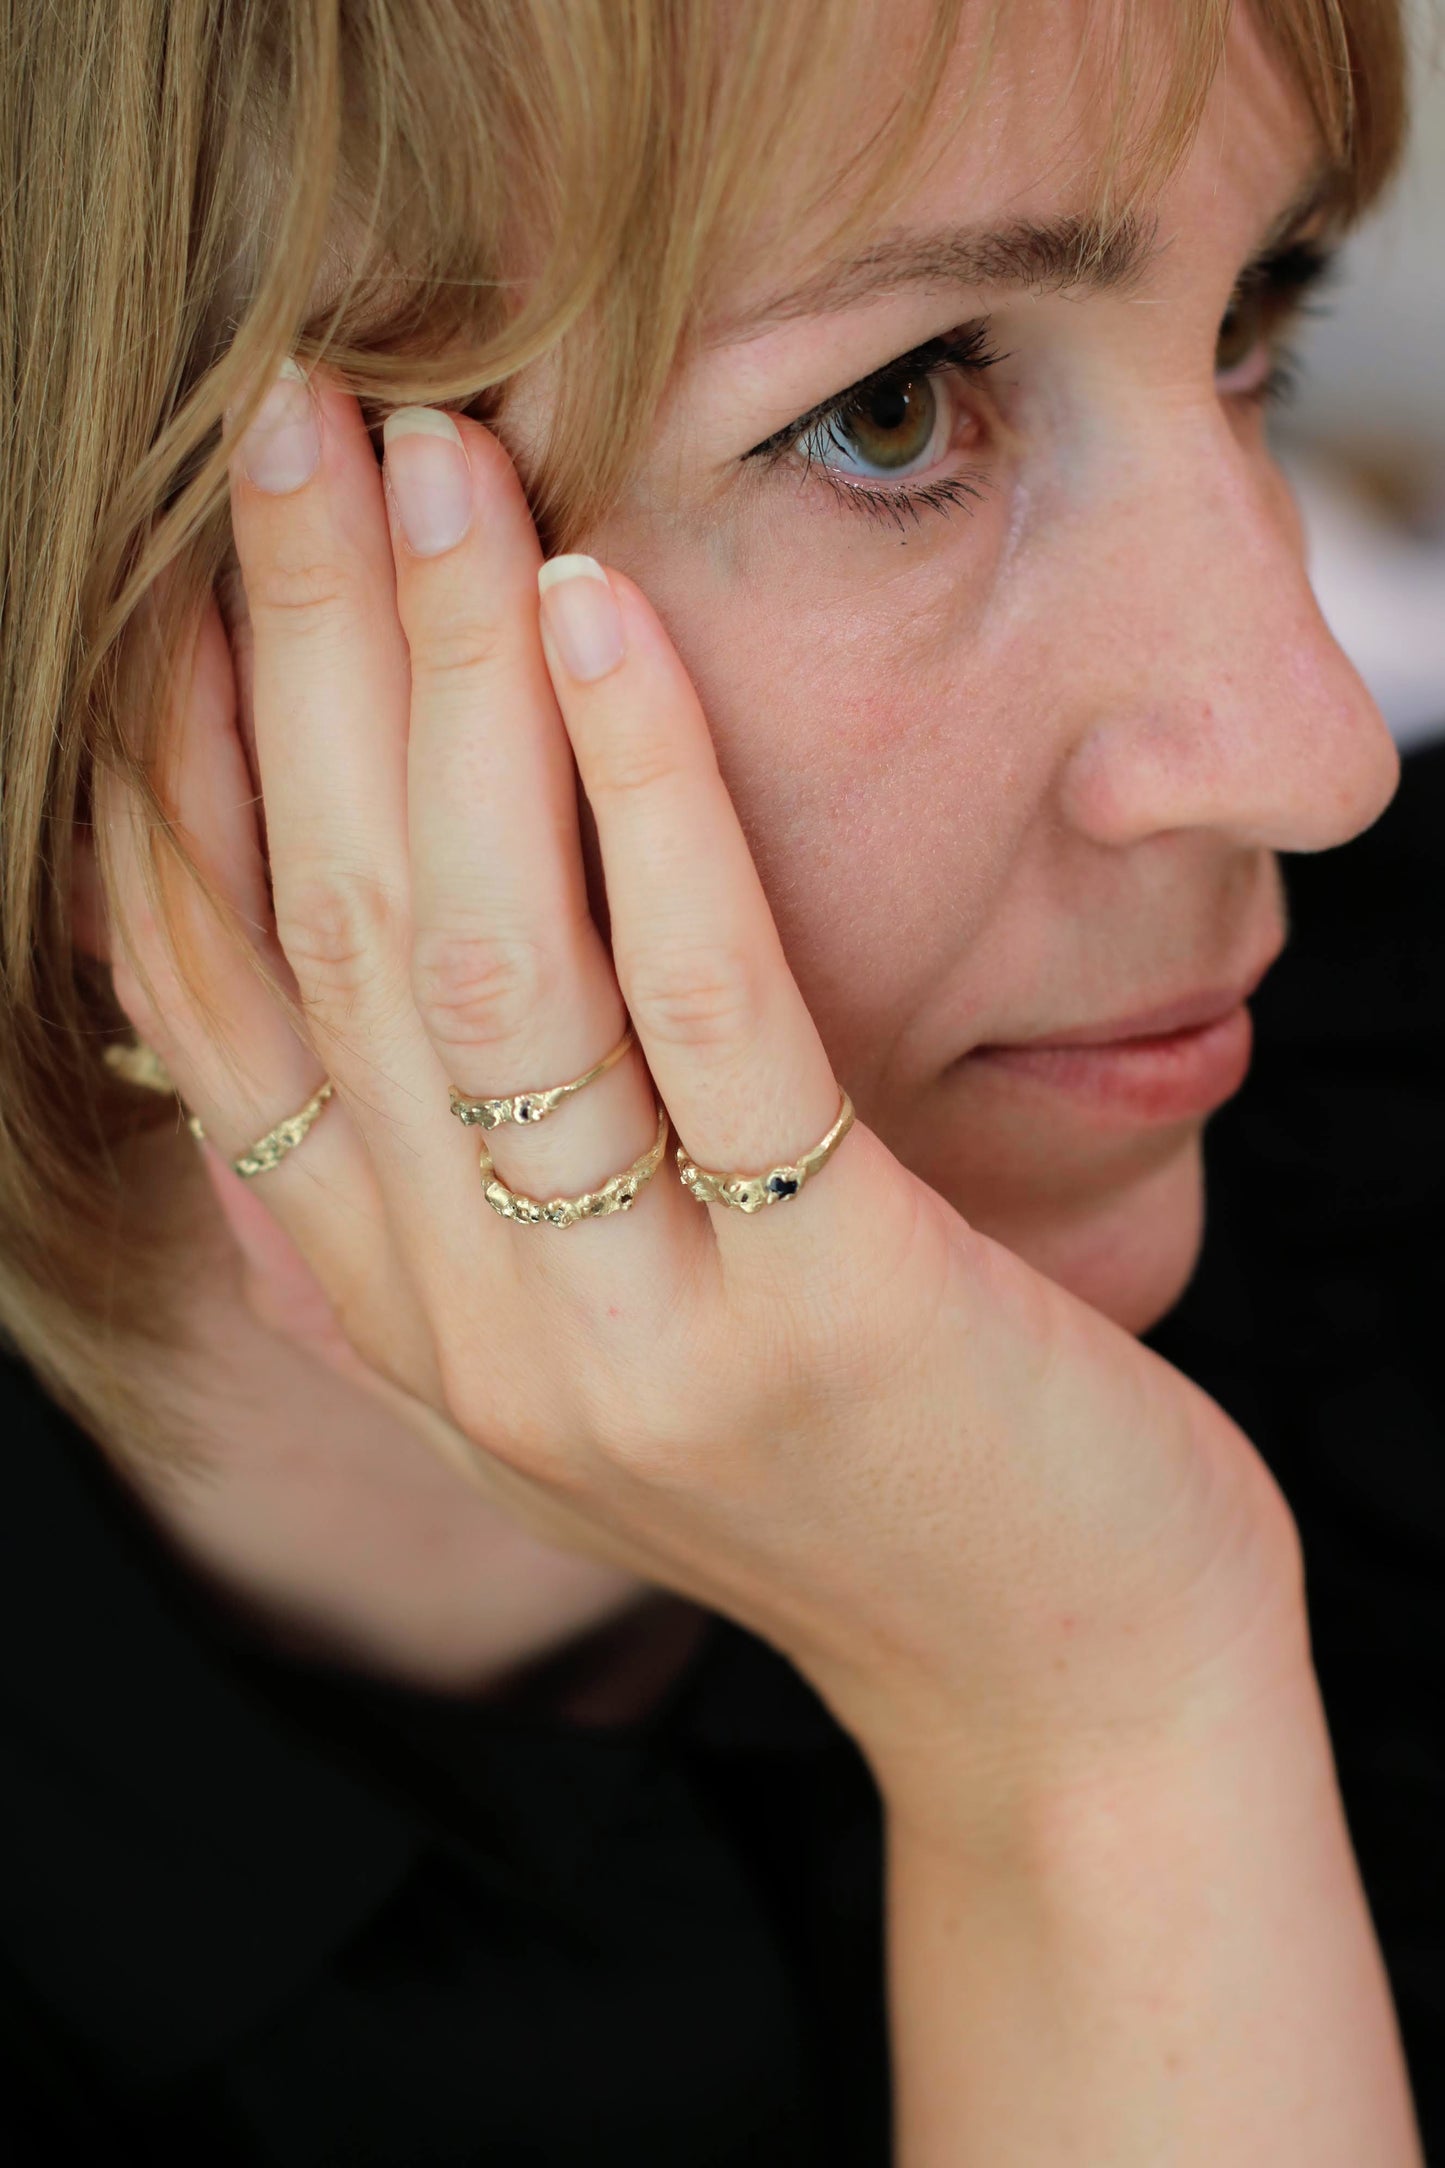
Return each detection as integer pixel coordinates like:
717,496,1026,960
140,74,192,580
382,405,692,1241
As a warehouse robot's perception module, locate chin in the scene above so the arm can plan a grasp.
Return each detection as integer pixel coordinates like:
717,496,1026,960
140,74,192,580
961,1131,1208,1336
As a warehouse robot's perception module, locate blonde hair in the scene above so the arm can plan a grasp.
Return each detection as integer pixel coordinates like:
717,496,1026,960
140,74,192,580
0,0,1409,1463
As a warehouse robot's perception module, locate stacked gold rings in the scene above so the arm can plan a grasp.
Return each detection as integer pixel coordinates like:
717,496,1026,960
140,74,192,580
449,1022,667,1229
451,1025,854,1228
105,1022,856,1224
448,1023,671,1231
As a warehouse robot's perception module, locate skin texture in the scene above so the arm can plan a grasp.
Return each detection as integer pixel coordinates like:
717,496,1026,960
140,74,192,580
80,0,1399,1702
572,2,1396,1331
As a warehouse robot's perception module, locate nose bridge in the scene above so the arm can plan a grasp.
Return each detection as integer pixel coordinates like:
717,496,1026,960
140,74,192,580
1056,408,1401,855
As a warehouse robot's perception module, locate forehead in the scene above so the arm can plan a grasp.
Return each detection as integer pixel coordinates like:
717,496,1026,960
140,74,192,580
706,0,1323,342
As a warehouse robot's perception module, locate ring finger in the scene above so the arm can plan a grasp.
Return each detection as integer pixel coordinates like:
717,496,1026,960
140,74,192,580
98,593,437,1390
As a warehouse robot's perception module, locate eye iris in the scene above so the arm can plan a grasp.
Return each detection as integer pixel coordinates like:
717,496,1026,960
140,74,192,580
833,372,938,472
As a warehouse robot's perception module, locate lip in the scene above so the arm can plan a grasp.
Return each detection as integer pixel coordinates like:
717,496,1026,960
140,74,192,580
965,948,1283,1126
995,984,1255,1049
974,944,1283,1052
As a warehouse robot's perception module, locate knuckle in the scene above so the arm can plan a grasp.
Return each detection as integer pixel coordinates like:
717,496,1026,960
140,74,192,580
408,620,505,686
573,1371,700,1483
275,867,399,1005
587,732,682,803
411,927,556,1055
241,546,357,630
517,1277,713,1478
624,940,759,1052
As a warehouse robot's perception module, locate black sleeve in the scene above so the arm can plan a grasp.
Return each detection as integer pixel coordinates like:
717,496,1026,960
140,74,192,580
0,1948,146,2167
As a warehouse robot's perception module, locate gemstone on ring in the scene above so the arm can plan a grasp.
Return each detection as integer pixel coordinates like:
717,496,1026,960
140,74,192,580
676,1094,854,1214
448,1025,636,1132
478,1104,669,1229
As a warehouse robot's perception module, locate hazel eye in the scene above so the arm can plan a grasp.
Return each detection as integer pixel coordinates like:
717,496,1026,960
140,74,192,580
801,368,952,481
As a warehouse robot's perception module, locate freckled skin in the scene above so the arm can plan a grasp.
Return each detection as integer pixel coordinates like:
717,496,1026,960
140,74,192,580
577,1,1399,1332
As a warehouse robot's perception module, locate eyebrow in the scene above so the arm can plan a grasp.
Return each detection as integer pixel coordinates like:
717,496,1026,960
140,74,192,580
709,159,1335,347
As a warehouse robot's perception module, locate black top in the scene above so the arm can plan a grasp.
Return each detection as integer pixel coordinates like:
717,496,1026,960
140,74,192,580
2,739,1443,2166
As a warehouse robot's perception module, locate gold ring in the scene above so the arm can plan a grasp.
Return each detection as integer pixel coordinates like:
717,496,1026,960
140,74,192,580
479,1104,669,1227
676,1091,854,1214
449,1024,636,1131
188,1079,336,1179
103,1037,336,1180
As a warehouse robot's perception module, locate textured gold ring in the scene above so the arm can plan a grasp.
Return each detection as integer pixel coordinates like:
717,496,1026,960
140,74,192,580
676,1091,854,1214
449,1025,636,1131
479,1104,669,1228
103,1037,336,1180
188,1080,336,1179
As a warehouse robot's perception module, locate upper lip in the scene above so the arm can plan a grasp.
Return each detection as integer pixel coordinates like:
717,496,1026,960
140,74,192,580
975,945,1284,1051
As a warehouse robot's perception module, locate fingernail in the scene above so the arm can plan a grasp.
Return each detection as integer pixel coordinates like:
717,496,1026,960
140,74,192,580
238,357,320,494
538,557,625,684
382,407,474,555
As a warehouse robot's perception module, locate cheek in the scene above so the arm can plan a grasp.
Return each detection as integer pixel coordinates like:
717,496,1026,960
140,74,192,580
612,531,1040,1080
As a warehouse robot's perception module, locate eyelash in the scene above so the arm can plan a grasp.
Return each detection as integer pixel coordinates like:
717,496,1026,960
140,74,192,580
744,322,1005,531
745,239,1339,530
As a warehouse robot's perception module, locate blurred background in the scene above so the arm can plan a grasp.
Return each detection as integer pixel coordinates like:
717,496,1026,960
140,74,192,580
1279,2,1445,750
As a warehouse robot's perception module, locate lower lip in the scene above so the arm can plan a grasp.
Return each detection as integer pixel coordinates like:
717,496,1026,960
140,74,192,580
969,1004,1253,1124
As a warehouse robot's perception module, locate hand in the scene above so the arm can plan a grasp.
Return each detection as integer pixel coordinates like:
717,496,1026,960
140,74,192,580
101,364,1305,1807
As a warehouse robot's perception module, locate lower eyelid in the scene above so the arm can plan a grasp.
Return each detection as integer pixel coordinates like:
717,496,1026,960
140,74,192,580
808,461,994,530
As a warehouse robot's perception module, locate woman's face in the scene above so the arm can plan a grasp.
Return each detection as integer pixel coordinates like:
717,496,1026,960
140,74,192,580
572,1,1399,1333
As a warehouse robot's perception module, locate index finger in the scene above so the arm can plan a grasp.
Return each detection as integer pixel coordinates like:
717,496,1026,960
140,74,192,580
537,557,851,1227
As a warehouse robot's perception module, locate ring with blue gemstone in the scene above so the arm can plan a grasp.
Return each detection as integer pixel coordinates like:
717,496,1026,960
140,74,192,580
675,1091,855,1215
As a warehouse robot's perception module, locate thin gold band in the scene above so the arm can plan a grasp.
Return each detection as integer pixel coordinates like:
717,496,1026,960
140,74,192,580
479,1104,669,1228
103,1037,336,1180
188,1080,336,1178
676,1090,854,1214
449,1024,636,1131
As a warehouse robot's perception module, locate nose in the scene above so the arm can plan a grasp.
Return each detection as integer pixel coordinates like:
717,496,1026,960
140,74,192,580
1055,411,1402,855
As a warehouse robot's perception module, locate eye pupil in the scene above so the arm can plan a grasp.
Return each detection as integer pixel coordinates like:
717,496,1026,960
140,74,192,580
871,382,912,429
836,373,939,472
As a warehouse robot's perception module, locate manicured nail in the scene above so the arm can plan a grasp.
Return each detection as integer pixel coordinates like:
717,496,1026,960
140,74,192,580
238,357,320,494
538,556,625,683
382,407,474,555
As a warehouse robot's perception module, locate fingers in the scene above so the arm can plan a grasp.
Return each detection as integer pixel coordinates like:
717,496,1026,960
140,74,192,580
230,358,846,1316
537,559,849,1230
225,362,499,1276
382,408,676,1230
98,594,439,1390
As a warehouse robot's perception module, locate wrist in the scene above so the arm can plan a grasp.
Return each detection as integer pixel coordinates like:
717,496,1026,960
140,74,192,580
856,1561,1315,1858
879,1653,1422,2167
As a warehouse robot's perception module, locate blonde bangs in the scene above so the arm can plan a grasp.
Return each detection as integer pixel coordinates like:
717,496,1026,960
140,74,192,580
205,0,1410,554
